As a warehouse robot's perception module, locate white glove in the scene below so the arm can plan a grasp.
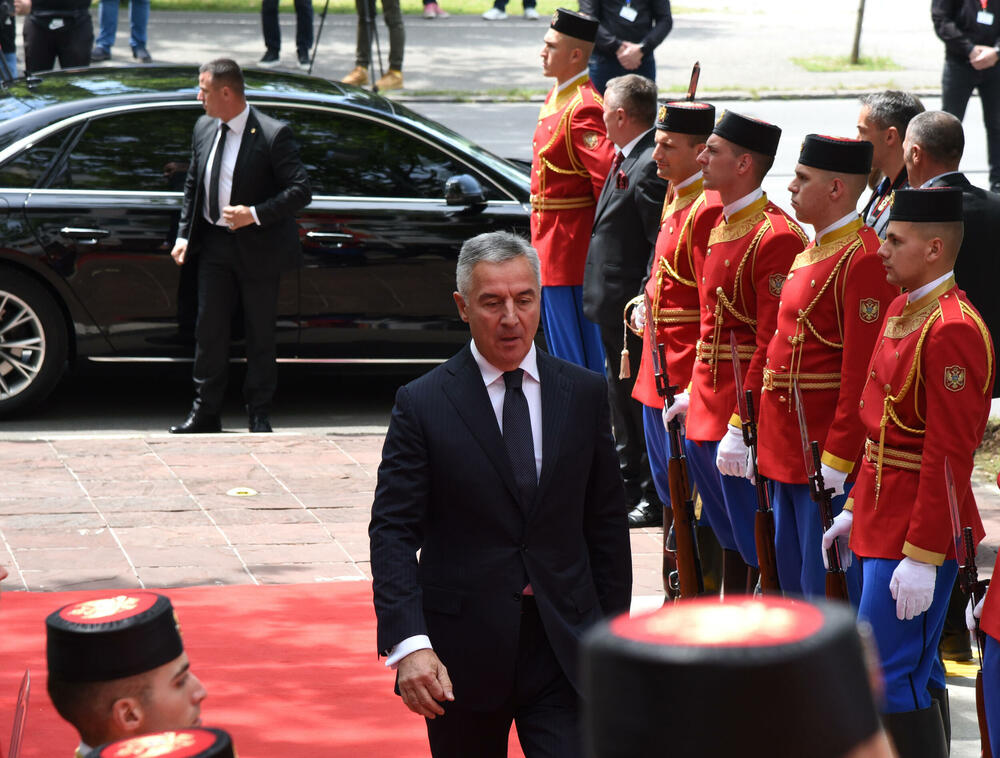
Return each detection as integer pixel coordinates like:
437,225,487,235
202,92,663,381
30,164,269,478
632,301,646,332
716,424,751,478
820,462,848,497
889,557,937,621
662,390,689,426
968,591,987,631
821,510,853,570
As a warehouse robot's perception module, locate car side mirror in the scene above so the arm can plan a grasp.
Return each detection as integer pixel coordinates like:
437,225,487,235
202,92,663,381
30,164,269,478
445,174,487,208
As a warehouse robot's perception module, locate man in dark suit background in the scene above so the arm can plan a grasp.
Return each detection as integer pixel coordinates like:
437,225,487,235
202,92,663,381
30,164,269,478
583,74,667,528
903,109,1000,397
369,231,632,757
169,58,311,434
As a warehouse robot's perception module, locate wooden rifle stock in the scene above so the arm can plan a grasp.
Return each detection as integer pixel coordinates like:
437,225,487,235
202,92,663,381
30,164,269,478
809,441,850,602
741,390,780,595
652,338,704,598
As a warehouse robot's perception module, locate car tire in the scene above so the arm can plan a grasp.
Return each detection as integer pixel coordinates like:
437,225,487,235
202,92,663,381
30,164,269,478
0,268,68,417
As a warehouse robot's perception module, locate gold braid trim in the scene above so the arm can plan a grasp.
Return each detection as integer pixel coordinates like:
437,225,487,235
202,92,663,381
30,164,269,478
960,301,995,395
657,193,704,290
624,294,645,337
534,86,589,221
709,221,768,389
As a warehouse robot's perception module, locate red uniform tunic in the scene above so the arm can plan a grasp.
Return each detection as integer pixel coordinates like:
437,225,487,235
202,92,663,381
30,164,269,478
848,278,994,563
529,72,614,287
757,218,899,483
685,193,807,443
983,552,1000,640
632,178,722,408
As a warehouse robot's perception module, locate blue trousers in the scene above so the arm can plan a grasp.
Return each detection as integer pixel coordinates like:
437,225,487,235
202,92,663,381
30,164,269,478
96,0,149,52
540,285,605,374
771,481,861,606
587,52,656,95
642,404,670,506
859,557,958,713
984,634,1000,757
684,438,740,554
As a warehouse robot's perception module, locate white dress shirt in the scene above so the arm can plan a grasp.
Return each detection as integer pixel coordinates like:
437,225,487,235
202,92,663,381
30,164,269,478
907,270,954,303
385,341,543,669
201,104,260,227
814,211,860,243
723,187,764,222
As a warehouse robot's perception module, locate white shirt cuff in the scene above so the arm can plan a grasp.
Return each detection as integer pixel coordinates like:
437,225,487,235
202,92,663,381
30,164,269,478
250,206,260,226
385,634,432,669
175,237,188,246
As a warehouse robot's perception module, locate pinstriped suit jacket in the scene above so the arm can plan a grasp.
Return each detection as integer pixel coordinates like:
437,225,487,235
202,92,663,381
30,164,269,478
369,343,631,710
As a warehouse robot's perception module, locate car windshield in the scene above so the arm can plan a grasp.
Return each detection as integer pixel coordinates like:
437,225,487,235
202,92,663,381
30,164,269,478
389,100,528,192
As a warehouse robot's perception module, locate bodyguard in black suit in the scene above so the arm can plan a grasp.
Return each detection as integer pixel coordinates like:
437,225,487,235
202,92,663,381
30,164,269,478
903,109,1000,396
582,74,667,528
169,58,311,434
370,232,632,757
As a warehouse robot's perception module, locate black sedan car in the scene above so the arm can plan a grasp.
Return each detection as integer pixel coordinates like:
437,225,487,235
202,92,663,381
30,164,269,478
0,66,531,416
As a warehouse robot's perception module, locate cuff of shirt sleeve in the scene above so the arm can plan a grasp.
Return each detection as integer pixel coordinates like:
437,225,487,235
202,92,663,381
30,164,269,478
385,634,432,669
820,450,855,474
250,206,260,226
175,237,188,247
729,413,743,429
902,541,946,566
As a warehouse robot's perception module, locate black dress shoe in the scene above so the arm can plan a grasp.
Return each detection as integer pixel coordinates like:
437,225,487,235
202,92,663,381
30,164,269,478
132,45,152,63
90,46,111,62
249,413,272,433
169,411,221,434
627,499,663,528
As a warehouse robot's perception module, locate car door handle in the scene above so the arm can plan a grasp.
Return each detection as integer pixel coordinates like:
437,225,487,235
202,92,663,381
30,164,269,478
306,231,354,241
60,227,111,245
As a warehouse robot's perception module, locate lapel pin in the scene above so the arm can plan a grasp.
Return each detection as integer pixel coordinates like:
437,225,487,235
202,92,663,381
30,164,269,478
250,127,257,134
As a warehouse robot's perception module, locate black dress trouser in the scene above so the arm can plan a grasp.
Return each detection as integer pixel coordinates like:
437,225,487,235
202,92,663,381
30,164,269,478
192,223,280,415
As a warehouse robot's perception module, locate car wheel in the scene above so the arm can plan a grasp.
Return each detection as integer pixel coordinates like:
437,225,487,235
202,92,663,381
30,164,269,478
0,269,68,417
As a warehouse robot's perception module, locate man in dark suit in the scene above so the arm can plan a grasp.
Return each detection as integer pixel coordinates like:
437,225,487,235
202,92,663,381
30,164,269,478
903,109,1000,397
169,58,311,434
369,231,632,757
582,74,667,528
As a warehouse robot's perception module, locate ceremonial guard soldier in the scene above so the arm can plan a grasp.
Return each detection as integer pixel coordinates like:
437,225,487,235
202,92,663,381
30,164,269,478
532,7,615,373
823,187,995,758
665,111,807,590
630,99,719,523
757,135,898,603
45,592,207,758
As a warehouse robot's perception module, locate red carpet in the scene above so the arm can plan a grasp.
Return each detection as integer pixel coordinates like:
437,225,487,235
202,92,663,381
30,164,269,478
0,583,526,757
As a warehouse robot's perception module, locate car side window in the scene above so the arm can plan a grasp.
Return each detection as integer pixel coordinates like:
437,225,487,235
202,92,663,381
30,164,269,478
0,128,76,188
52,107,201,191
263,106,503,201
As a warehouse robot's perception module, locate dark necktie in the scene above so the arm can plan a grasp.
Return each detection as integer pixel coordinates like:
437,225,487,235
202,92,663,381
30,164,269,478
208,123,229,224
502,369,537,504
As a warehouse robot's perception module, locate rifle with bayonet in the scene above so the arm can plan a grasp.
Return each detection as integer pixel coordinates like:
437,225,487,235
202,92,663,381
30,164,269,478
651,329,704,599
945,457,992,758
729,331,780,594
792,381,850,602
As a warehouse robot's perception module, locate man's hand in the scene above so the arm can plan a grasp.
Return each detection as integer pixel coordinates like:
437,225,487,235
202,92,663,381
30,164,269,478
396,648,454,719
170,240,188,266
221,204,254,231
889,557,937,621
819,462,848,497
716,424,750,478
821,510,853,569
13,0,29,16
616,41,644,70
968,590,986,631
970,44,999,70
631,300,646,333
662,390,689,427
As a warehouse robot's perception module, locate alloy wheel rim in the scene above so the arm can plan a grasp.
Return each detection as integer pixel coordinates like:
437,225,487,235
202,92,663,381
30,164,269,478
0,291,46,401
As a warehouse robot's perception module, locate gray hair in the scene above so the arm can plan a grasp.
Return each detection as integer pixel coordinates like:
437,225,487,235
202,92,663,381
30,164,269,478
456,232,540,296
605,74,658,127
907,110,965,167
859,90,924,135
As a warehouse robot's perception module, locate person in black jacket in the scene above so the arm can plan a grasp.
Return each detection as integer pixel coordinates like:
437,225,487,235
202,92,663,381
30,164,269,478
578,0,671,93
933,0,1000,191
17,0,91,73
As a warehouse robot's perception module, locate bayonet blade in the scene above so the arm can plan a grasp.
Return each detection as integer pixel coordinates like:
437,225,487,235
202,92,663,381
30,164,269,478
944,457,964,568
686,61,700,101
729,330,746,421
793,381,816,479
9,669,28,758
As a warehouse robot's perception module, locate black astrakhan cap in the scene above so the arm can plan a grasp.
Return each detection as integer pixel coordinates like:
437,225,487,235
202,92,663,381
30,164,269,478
582,597,882,758
713,110,782,157
656,100,716,135
549,7,599,42
87,728,235,758
46,592,184,682
889,187,964,223
799,134,873,175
